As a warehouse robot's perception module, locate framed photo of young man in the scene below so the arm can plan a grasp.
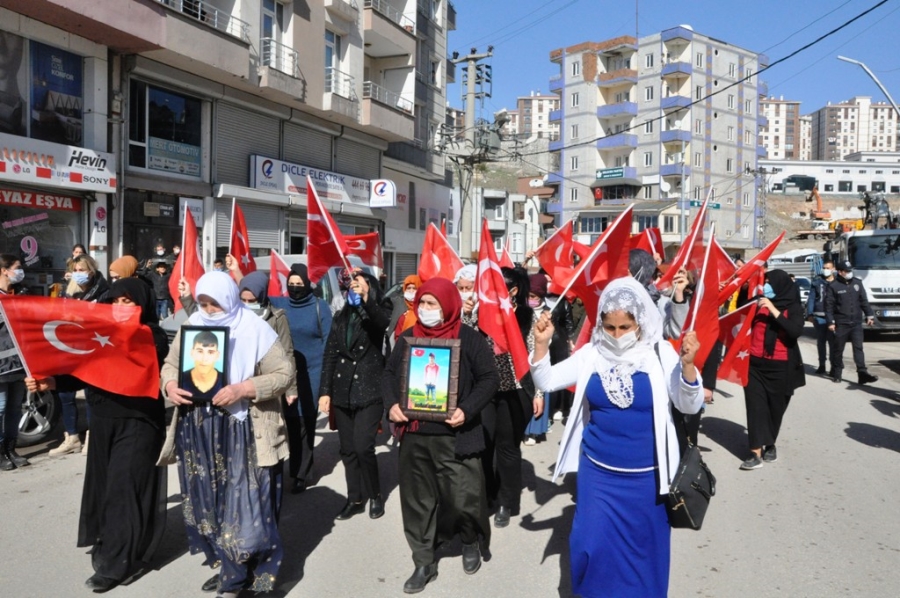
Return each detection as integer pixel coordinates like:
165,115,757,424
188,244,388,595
397,337,461,422
178,326,229,403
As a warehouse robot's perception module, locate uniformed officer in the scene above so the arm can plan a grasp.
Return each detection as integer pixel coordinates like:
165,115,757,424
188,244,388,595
824,260,878,385
806,260,835,375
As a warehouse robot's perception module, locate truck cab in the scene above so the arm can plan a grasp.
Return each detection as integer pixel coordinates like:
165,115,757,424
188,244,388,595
831,229,900,330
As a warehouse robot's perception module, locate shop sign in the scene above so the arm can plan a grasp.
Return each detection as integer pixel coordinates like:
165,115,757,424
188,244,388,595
369,179,397,208
0,132,116,193
148,137,201,176
597,167,624,179
179,197,204,227
0,187,81,212
249,155,369,204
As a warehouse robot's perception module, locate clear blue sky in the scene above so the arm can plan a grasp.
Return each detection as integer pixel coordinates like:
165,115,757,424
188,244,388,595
446,0,900,118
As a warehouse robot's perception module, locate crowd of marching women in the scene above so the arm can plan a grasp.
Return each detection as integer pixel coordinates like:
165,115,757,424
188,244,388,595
0,203,880,597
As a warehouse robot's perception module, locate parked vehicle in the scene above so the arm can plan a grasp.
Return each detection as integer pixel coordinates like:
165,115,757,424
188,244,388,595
795,276,811,306
17,390,61,446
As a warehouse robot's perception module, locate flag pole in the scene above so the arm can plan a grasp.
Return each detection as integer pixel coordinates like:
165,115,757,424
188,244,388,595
0,301,31,378
180,207,188,280
229,197,236,260
687,222,715,333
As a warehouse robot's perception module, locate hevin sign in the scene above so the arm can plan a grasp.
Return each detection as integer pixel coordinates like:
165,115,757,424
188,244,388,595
0,133,116,193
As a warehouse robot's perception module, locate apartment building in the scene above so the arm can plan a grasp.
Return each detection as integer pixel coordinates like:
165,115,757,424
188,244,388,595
759,96,803,160
799,114,812,161
2,0,456,287
810,96,899,161
547,26,768,250
515,91,560,140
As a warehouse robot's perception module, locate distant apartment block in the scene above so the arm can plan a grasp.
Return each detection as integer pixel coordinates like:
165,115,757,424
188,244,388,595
760,96,803,160
810,96,899,161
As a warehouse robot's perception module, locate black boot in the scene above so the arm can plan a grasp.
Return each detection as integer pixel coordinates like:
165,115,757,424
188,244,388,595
0,440,15,471
5,439,29,468
403,563,438,594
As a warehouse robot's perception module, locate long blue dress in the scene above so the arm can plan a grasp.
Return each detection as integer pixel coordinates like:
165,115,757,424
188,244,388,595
570,372,670,598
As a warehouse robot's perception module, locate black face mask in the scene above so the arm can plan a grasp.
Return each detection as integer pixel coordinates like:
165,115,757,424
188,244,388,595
288,286,312,301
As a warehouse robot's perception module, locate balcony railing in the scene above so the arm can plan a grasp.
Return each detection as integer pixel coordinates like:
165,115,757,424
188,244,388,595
155,0,250,42
363,81,414,114
326,67,357,100
261,38,299,77
365,0,416,34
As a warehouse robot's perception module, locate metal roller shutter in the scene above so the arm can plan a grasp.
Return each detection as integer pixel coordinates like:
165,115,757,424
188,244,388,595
334,137,380,179
283,123,333,170
394,252,418,281
215,199,282,249
215,103,280,186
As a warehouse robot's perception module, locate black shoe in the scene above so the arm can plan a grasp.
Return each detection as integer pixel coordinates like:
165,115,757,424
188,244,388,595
815,366,826,375
403,564,438,594
832,373,843,384
291,478,306,494
494,506,511,529
858,372,879,385
335,500,365,521
762,445,778,463
201,574,219,592
5,441,29,468
369,495,385,519
0,453,14,471
461,541,481,575
85,574,118,593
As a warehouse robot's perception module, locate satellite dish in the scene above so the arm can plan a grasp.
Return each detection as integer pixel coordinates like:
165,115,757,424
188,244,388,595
660,181,671,193
529,178,543,188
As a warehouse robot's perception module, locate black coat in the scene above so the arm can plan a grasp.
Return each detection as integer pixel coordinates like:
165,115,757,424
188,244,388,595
319,293,393,409
825,276,873,326
383,325,500,456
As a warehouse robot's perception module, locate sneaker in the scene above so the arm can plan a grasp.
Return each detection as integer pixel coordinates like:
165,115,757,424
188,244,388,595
552,411,564,422
762,445,777,463
523,436,536,446
81,431,89,456
48,433,82,457
740,455,764,470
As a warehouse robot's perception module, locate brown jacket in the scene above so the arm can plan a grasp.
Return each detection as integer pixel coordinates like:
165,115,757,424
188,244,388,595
157,331,293,467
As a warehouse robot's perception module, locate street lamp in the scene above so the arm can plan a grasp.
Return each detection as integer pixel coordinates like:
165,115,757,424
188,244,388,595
837,56,900,121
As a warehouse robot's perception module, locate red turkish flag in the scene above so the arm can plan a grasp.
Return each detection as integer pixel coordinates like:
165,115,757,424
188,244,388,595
345,232,384,271
717,231,786,305
229,201,257,276
499,237,515,269
534,220,574,274
573,240,591,261
632,227,665,260
716,299,758,385
418,223,464,282
657,192,711,291
678,230,721,371
169,207,205,311
711,237,736,287
307,175,350,283
267,249,291,297
476,220,530,381
0,296,160,398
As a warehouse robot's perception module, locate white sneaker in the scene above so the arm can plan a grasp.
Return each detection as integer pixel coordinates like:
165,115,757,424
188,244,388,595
552,411,564,422
523,436,536,446
81,431,89,456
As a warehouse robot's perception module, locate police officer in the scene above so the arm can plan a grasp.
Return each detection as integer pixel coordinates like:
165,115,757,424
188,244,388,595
824,260,878,385
807,260,835,375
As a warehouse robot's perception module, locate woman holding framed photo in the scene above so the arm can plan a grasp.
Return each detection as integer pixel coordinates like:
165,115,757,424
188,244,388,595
383,277,499,594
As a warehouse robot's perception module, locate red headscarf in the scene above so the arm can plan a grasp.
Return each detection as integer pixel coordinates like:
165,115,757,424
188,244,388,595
411,278,462,339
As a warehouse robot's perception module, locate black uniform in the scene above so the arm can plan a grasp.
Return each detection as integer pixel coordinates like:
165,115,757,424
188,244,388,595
824,273,874,381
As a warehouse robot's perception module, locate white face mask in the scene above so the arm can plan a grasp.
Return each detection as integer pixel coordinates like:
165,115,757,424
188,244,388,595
156,250,165,256
842,271,853,280
417,308,443,327
601,329,639,355
203,310,227,321
459,291,473,302
404,290,417,302
245,302,263,312
544,296,558,309
8,269,24,284
822,269,833,278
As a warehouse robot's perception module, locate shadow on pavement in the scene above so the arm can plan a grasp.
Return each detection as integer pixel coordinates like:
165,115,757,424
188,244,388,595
698,416,747,460
844,422,900,454
870,399,900,419
519,469,576,598
842,380,900,402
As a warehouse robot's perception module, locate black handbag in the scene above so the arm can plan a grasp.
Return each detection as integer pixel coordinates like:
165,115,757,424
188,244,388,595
666,444,716,530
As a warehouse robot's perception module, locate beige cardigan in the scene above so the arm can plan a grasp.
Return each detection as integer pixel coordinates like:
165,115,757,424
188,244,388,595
157,330,293,468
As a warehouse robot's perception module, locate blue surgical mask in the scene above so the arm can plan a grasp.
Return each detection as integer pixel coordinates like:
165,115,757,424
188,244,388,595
763,283,776,299
72,272,90,286
8,269,24,284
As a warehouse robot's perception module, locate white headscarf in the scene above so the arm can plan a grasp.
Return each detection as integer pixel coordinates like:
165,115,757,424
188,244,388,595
454,264,477,283
589,276,664,408
188,271,278,420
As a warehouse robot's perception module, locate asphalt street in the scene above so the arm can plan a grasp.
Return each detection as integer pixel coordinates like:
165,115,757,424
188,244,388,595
1,325,899,597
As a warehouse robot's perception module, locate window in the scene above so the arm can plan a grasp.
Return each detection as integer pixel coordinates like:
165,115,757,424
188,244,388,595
644,120,653,134
695,52,704,67
571,92,580,107
663,215,675,233
742,224,749,239
571,124,579,139
726,158,733,172
727,94,735,109
728,63,736,77
742,192,750,206
693,187,702,200
744,99,752,114
745,130,753,144
431,59,441,86
571,61,581,76
746,67,753,79
695,119,702,134
693,152,702,167
644,86,654,101
643,152,653,167
838,181,852,192
570,155,579,171
696,85,703,100
419,207,427,231
569,188,579,202
408,182,416,228
645,53,654,68
637,215,658,230
642,186,652,199
726,194,733,205
261,0,285,69
727,126,734,141
128,80,204,177
824,184,834,192
325,30,343,93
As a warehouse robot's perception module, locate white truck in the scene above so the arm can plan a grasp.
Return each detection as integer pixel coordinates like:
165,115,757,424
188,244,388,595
829,228,900,331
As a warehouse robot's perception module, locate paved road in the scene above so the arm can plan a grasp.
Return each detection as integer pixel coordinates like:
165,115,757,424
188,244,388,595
1,326,899,597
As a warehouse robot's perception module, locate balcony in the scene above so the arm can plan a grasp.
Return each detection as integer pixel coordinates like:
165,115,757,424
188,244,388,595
446,59,456,84
758,115,769,127
549,138,565,152
596,133,637,150
597,69,638,88
364,0,416,58
597,102,637,119
447,1,457,30
549,74,563,92
660,163,691,177
757,145,767,157
662,26,693,42
155,0,249,41
758,80,769,97
360,81,414,141
661,95,692,110
485,217,508,232
324,67,359,119
325,0,360,21
549,109,562,122
660,129,691,144
661,61,692,78
261,38,299,77
544,171,563,186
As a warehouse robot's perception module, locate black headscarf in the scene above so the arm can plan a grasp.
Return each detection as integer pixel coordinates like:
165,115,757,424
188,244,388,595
763,269,800,355
629,249,661,305
108,278,169,367
288,263,314,304
239,271,270,308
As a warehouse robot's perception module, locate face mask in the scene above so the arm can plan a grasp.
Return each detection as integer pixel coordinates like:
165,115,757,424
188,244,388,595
545,295,559,309
112,304,137,323
173,249,180,255
245,302,262,312
822,269,833,278
288,286,311,301
842,271,853,280
601,329,639,355
203,310,227,321
8,269,24,284
156,250,165,256
72,272,90,286
763,283,776,299
417,308,443,328
459,291,473,302
404,290,417,302
528,298,542,309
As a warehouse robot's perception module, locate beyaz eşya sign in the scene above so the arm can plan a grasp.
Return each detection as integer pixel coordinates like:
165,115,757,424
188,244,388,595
0,133,116,193
249,155,395,208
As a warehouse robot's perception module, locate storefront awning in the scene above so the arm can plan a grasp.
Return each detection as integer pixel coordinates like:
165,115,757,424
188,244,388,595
591,177,643,188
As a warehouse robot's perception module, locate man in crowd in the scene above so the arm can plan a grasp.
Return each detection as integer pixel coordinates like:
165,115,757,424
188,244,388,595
807,260,835,375
825,260,878,385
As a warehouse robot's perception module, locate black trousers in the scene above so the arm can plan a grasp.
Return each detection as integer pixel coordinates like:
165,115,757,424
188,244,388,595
283,396,316,484
333,402,382,502
399,434,490,567
744,359,790,450
812,320,834,369
831,323,868,376
481,389,528,511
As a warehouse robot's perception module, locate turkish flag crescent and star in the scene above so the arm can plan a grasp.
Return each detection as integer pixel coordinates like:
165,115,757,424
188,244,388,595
229,201,257,276
716,299,758,386
346,231,384,271
656,191,711,291
267,249,291,297
677,228,721,372
169,208,205,311
418,222,464,282
306,175,350,284
475,220,530,381
0,296,160,398
533,220,575,293
717,231,786,305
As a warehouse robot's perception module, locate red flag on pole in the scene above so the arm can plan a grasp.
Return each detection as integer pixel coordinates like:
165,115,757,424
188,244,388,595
499,237,515,268
229,200,257,276
418,223,464,282
533,220,575,275
267,249,291,297
710,236,737,285
306,175,351,283
717,231,786,305
476,220,530,381
169,207,205,311
716,299,758,385
346,231,384,271
679,226,721,371
0,296,161,398
632,227,665,259
573,240,591,261
657,190,712,291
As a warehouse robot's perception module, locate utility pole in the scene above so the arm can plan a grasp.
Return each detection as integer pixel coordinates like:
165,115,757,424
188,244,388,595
746,166,771,248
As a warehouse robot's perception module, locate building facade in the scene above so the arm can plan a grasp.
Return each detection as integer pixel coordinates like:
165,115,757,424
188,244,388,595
514,91,560,140
809,96,899,161
761,152,900,195
546,26,768,250
759,96,803,160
